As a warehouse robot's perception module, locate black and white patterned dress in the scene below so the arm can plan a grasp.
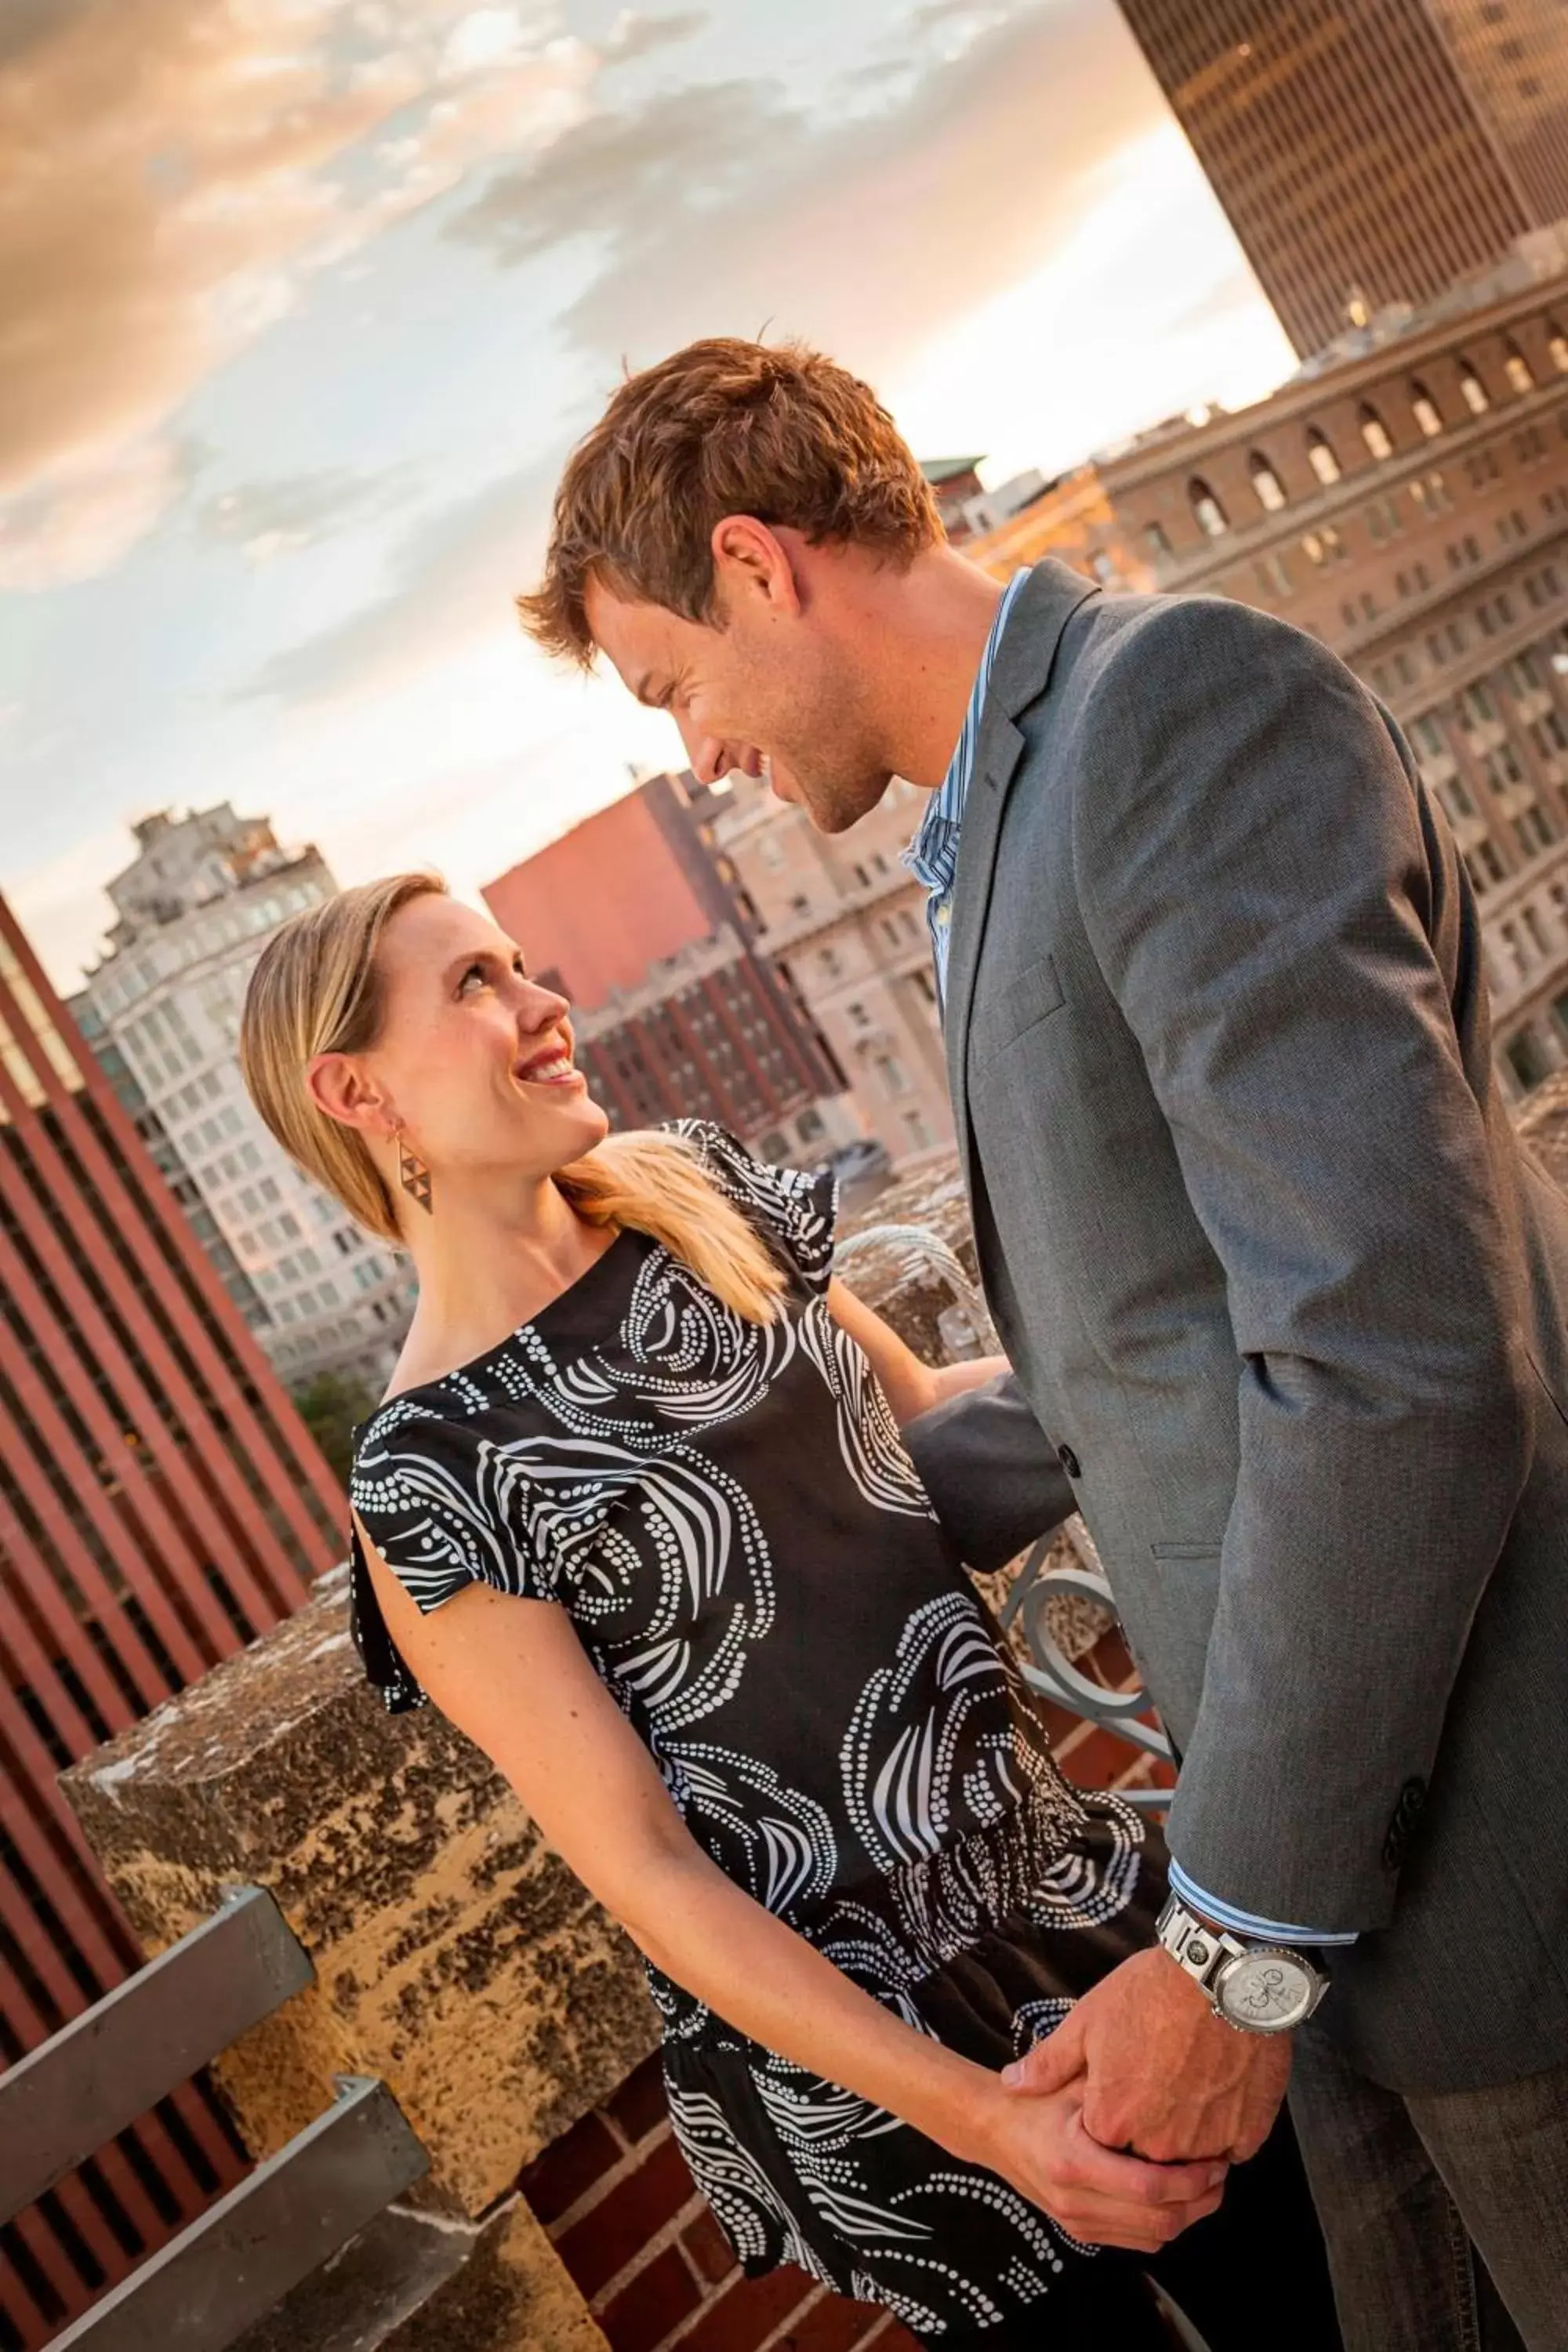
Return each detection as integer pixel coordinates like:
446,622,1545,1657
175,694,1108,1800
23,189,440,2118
349,1123,1157,2338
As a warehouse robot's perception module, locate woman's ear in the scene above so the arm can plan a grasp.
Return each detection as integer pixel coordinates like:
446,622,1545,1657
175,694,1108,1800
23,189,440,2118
307,1051,394,1135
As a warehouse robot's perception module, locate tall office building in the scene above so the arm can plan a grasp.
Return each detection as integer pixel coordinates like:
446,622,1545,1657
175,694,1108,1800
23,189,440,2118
1116,0,1568,356
0,894,344,2349
79,807,413,1393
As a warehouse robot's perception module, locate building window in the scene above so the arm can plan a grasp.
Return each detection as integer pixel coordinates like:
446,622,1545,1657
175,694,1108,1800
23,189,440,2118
1305,429,1341,486
1458,361,1490,416
1145,521,1171,558
1189,478,1229,537
1411,713,1446,760
1504,342,1534,395
1359,405,1394,461
797,1108,826,1145
873,1053,909,1097
901,1109,932,1150
1461,681,1500,730
1410,382,1443,438
1549,325,1568,376
1534,711,1568,757
1250,453,1287,511
756,833,786,871
1483,743,1525,791
1254,554,1293,599
847,1001,869,1028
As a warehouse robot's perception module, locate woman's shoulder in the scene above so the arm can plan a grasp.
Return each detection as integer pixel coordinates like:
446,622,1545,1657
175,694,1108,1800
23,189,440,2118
353,1374,499,1481
661,1119,837,1291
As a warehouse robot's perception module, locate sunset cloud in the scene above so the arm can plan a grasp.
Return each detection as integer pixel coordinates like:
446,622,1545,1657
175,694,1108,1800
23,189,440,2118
0,0,613,568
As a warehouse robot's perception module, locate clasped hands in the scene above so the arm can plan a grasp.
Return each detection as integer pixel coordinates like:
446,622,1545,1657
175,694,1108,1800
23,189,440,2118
977,1947,1293,2253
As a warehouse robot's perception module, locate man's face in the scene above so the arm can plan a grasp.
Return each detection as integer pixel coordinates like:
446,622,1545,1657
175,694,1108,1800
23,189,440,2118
585,572,893,834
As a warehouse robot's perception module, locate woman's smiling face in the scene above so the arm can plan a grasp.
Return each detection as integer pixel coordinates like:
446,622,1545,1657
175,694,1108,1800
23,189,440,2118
358,891,609,1183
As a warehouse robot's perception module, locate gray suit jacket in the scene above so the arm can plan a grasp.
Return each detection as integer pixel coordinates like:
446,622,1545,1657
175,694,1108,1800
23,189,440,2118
905,559,1568,2093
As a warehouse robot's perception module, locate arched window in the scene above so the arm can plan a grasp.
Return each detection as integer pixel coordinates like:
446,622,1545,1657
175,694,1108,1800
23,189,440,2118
1504,340,1534,394
1359,404,1394,460
1189,479,1229,538
1250,452,1287,511
1458,361,1490,416
1549,324,1568,376
1306,427,1341,486
1145,521,1172,558
1410,381,1443,437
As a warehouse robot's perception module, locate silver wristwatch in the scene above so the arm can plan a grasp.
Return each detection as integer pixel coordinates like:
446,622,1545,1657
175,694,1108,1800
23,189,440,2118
1156,1893,1328,2034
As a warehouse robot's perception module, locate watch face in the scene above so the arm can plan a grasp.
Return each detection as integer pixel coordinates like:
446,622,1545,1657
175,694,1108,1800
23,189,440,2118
1217,1950,1317,2033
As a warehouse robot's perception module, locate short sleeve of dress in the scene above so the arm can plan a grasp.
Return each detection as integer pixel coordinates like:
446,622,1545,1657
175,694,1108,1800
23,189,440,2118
668,1120,837,1299
349,1399,555,1711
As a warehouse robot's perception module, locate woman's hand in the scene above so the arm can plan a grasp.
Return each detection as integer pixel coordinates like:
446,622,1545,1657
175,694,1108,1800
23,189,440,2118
969,2075,1229,2253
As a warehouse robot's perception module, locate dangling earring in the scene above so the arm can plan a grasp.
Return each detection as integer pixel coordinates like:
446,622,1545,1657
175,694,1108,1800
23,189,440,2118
397,1131,434,1215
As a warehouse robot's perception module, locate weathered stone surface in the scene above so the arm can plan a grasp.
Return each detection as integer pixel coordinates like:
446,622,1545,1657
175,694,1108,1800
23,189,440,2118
1516,1070,1568,1189
838,1154,983,1363
229,2197,607,2352
62,1567,659,2218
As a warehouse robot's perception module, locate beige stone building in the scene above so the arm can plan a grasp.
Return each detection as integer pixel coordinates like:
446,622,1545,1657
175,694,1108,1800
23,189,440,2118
1095,241,1568,1100
711,776,953,1171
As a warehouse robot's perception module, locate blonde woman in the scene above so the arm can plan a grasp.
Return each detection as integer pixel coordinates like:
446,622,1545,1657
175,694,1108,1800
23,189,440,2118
241,875,1334,2351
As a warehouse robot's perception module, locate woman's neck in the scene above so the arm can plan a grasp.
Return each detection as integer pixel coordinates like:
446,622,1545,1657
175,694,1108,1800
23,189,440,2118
388,1173,616,1395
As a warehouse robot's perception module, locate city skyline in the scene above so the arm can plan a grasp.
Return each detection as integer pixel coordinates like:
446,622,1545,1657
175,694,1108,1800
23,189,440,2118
0,0,1295,995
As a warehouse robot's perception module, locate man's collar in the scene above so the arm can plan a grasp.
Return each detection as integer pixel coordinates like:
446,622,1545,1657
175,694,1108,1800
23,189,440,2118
984,558,1103,722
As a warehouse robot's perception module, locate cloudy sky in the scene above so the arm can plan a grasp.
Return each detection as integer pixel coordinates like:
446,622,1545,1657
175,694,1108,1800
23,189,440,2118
0,0,1294,990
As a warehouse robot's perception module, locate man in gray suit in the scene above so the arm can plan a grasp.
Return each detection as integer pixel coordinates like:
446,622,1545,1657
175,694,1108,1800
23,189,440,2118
524,337,1568,2348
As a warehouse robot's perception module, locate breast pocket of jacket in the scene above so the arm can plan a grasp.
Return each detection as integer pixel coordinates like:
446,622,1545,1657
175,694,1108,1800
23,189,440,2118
973,953,1066,1063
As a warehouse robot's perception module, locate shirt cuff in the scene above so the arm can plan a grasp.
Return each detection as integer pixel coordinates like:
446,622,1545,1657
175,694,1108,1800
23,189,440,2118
1167,1860,1359,1949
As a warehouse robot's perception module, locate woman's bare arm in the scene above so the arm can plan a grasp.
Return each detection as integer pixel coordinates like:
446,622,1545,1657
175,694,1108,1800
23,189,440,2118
354,1526,1223,2253
825,1278,1007,1426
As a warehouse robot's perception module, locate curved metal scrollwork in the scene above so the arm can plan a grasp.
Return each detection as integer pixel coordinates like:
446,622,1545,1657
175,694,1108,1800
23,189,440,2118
1000,1540,1174,1815
834,1223,1000,1357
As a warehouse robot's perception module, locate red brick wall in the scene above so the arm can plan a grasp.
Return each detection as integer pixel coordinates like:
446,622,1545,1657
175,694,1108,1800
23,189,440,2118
517,1635,1171,2352
482,795,715,1012
520,2055,913,2352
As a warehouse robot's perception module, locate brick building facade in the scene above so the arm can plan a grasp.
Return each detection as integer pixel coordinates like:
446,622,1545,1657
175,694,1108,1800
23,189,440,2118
0,896,340,2348
483,775,858,1166
710,781,956,1173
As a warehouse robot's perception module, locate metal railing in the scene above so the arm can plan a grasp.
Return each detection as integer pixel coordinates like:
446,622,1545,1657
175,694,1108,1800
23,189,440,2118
837,1222,1176,1809
0,1887,429,2351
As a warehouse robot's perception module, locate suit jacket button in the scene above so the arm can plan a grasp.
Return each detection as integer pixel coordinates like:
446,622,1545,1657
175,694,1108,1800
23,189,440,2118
1057,1443,1082,1479
1382,1776,1428,1871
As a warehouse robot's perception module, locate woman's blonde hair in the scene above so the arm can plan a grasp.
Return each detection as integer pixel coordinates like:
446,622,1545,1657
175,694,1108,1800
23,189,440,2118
239,873,786,1325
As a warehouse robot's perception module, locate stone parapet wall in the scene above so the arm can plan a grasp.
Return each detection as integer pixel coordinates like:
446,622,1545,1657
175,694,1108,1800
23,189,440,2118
63,1566,660,2222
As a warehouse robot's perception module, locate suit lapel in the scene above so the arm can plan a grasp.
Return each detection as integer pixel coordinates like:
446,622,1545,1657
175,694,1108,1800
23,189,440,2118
943,561,1101,1203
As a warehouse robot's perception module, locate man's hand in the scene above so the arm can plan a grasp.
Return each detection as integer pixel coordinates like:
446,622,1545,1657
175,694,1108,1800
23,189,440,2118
973,2075,1229,2253
1001,1947,1292,2164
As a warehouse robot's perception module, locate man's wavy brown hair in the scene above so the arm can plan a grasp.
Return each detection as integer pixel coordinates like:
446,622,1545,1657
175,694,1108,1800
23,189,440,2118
519,337,942,667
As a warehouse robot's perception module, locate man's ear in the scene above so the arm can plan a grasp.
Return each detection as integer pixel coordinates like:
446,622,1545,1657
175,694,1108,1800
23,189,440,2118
710,515,802,617
307,1051,394,1136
